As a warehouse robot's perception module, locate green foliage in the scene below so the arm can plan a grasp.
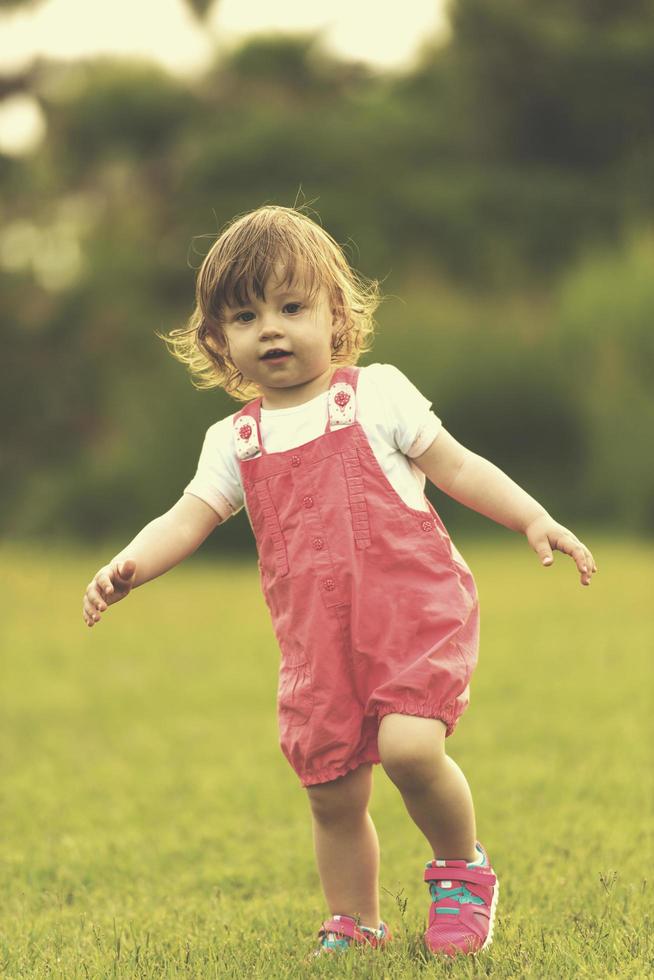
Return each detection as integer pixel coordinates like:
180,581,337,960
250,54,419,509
1,13,654,542
223,34,345,96
550,229,654,531
449,0,654,168
42,61,200,178
1,540,651,976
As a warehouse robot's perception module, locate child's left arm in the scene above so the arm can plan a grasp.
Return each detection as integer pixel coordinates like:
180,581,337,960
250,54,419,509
412,428,598,587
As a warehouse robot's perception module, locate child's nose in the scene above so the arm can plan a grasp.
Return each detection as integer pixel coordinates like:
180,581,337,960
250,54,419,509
259,317,285,337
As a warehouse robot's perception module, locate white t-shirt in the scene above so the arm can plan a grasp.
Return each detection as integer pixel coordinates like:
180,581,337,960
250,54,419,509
184,362,442,521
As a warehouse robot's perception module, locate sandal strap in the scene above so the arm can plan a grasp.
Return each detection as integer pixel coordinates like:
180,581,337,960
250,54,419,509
424,865,496,887
318,915,358,941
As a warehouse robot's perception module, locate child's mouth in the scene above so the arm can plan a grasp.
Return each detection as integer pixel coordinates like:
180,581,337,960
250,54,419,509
262,350,292,361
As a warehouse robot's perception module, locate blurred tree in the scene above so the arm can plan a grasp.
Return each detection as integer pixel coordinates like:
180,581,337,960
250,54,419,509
41,61,200,180
447,0,654,169
0,0,42,7
550,229,654,531
183,0,216,21
378,0,654,282
2,14,653,542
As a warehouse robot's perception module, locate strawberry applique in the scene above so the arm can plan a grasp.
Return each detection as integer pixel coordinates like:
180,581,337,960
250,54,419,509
234,414,261,459
329,383,356,428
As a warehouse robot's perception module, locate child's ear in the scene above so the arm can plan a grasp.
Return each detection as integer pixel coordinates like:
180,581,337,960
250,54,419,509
211,325,229,352
201,323,230,361
330,286,347,327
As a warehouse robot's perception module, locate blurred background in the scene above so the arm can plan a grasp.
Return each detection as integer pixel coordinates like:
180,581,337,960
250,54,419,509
2,0,653,555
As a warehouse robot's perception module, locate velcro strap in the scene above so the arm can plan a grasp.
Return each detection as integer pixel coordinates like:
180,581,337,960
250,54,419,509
319,916,357,940
424,865,496,888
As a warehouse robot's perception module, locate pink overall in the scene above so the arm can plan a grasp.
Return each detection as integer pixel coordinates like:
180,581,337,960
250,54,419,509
233,366,480,787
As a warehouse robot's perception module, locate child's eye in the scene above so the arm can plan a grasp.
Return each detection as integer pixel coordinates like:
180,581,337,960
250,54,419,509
234,303,301,323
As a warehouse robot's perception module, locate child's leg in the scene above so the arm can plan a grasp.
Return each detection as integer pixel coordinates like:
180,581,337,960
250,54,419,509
306,763,380,928
377,714,477,862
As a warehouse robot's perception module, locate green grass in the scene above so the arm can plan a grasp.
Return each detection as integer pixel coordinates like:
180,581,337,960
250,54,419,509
1,533,652,978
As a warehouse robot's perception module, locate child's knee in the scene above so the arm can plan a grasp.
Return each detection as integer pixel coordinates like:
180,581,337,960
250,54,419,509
378,713,447,793
306,764,372,824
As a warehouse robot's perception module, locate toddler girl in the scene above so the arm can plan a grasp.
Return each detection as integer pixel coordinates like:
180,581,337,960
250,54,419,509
82,205,597,958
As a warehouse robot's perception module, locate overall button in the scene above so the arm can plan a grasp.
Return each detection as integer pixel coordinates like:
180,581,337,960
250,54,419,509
290,454,301,467
323,578,336,591
303,495,314,508
421,520,433,532
312,537,324,550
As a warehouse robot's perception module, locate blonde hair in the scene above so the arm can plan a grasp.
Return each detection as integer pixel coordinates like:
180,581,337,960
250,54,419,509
157,204,382,402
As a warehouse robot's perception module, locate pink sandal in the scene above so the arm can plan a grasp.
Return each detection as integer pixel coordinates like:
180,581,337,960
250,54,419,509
315,914,392,954
423,841,499,956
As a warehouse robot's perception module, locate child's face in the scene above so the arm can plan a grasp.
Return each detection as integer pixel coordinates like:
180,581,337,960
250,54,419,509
221,264,339,408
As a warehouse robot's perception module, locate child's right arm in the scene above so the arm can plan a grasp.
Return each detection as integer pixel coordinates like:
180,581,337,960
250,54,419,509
82,494,223,627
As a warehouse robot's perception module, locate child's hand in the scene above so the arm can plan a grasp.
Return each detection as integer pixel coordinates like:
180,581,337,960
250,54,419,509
83,559,136,627
525,515,598,587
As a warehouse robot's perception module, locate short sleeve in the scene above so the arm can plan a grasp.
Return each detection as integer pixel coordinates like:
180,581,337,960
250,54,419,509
183,417,245,520
368,363,442,458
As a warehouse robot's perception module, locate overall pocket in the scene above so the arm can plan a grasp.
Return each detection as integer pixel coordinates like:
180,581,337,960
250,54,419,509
277,661,314,728
251,479,289,576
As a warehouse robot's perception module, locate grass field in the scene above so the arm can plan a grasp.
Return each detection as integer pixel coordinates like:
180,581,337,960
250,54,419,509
1,534,652,978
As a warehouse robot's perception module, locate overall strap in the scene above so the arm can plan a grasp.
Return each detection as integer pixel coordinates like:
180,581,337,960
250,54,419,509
233,399,289,574
233,400,263,461
324,365,359,433
327,366,371,550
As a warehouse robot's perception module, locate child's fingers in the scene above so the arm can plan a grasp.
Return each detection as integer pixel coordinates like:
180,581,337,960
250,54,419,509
99,572,115,597
83,562,132,628
532,523,598,585
535,541,554,566
582,544,597,571
553,534,597,586
580,545,598,585
588,550,598,573
83,561,134,629
83,595,102,625
86,581,107,611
